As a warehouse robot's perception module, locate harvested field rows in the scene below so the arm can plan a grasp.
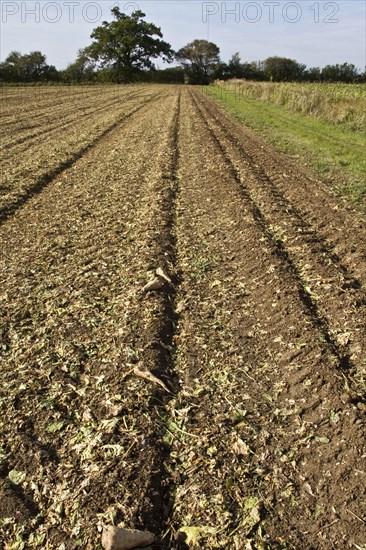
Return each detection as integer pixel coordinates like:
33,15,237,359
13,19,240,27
0,85,365,549
0,86,162,219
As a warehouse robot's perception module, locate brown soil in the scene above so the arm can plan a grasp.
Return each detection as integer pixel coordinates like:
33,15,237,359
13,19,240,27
0,85,365,549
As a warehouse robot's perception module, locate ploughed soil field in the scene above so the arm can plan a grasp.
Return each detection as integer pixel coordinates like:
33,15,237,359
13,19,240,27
1,85,365,549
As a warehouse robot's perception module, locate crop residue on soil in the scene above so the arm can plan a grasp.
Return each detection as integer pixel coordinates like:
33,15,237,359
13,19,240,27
0,85,365,549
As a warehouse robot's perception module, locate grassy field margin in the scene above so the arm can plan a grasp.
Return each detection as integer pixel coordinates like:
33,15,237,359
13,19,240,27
203,84,366,205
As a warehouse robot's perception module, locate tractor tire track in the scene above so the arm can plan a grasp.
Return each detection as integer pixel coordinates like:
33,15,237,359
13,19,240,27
191,90,366,399
1,86,365,550
164,89,366,549
195,90,366,284
197,90,366,281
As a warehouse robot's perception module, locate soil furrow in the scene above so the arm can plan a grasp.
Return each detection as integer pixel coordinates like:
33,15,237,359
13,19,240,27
197,90,366,282
125,89,182,546
197,93,365,285
195,91,366,285
1,86,365,550
190,91,366,398
163,89,366,549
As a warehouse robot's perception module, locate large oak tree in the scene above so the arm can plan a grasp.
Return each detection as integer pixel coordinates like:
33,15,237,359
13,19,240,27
85,8,173,82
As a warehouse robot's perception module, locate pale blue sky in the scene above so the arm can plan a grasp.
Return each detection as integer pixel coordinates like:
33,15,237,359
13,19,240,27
1,1,365,70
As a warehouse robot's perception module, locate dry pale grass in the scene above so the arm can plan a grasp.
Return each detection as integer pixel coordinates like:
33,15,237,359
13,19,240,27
217,80,366,131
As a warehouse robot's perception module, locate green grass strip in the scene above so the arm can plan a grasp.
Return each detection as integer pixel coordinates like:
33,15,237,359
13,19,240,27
203,85,366,205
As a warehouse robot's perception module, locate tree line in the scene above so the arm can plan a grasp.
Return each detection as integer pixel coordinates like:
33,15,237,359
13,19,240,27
1,8,365,85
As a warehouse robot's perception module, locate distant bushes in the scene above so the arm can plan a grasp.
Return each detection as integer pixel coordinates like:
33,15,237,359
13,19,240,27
1,48,364,86
0,51,59,83
220,56,365,84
